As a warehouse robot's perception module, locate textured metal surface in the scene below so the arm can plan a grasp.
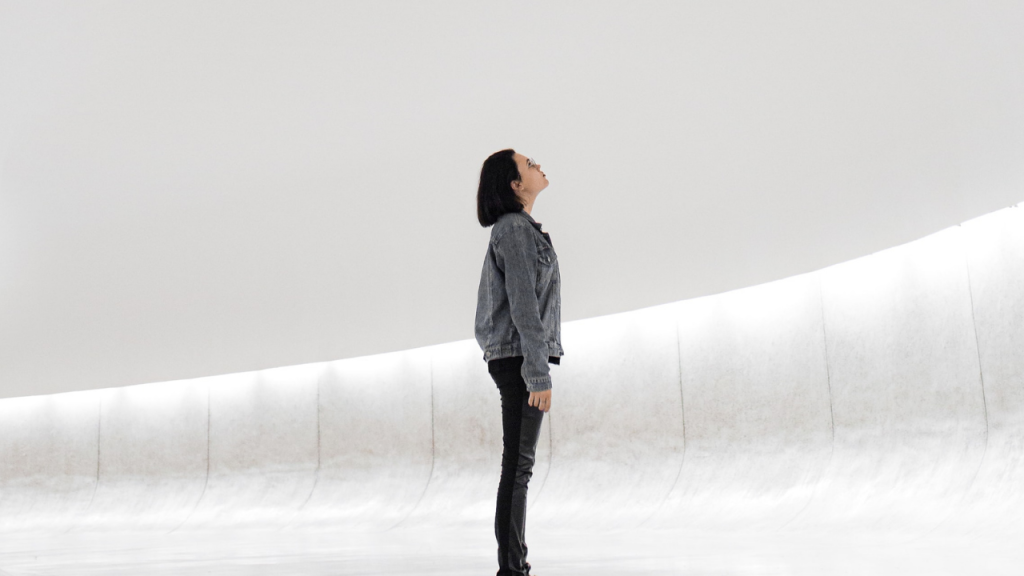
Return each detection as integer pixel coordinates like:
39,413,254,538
1,204,1022,574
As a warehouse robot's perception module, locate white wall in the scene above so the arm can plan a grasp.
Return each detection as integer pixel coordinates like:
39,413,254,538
2,201,1020,541
2,0,1023,398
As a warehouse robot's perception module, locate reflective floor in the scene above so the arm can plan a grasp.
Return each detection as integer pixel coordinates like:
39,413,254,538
0,524,1020,575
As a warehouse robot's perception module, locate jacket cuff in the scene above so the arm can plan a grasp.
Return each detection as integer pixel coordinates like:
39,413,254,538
525,376,552,393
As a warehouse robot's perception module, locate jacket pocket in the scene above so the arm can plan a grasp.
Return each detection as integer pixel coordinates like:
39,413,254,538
536,240,557,266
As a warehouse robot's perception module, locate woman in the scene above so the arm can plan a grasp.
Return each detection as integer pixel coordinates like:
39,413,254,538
474,149,563,576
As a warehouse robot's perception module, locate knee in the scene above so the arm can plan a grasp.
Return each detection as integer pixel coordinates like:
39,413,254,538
515,455,535,482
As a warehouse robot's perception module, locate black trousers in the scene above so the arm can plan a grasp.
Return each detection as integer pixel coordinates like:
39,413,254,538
489,356,546,576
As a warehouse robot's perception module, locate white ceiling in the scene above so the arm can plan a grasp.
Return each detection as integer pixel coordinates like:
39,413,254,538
2,0,1022,398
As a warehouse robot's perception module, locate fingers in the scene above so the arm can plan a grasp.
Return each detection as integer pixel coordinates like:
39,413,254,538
528,391,552,412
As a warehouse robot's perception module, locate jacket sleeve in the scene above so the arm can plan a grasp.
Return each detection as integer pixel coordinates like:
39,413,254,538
494,221,552,392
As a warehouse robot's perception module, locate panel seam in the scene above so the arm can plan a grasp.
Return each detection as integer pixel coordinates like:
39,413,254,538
167,385,211,534
637,318,687,528
778,274,835,530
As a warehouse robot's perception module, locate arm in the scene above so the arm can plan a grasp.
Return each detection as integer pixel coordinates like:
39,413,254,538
495,222,552,392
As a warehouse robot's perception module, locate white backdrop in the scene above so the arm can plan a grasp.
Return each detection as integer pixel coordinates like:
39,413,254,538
2,0,1023,398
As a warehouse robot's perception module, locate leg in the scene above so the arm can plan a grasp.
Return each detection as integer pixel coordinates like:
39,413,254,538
492,362,545,576
512,388,544,571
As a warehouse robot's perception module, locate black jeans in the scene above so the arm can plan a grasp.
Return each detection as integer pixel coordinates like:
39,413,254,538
489,356,546,576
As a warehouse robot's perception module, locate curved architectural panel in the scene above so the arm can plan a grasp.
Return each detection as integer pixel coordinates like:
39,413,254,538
532,307,684,532
73,377,210,532
181,366,320,529
649,273,834,532
287,348,433,531
0,390,100,533
792,225,988,536
939,206,1024,538
1,202,1022,572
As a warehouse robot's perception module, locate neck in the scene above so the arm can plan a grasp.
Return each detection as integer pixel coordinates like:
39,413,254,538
521,196,535,215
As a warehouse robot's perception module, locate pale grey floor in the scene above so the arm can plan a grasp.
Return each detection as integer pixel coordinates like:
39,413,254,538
0,525,1019,575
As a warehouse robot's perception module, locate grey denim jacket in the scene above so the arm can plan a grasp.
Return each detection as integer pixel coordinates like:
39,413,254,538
475,210,563,392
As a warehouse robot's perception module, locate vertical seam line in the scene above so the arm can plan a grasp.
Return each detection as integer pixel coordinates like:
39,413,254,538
66,397,103,534
288,370,324,528
910,232,991,541
638,317,686,528
778,274,835,530
167,385,211,534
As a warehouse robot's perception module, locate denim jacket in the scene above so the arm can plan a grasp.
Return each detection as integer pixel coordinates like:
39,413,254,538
475,210,563,392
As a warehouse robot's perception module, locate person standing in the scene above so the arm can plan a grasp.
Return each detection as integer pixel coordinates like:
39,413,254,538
475,149,563,576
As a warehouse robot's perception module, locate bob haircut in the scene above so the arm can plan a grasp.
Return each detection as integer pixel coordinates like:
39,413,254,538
477,148,525,227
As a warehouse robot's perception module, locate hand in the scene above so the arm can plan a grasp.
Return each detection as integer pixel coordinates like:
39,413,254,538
528,389,552,412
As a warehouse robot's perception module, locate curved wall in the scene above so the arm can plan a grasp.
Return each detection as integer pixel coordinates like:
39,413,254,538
0,202,1021,538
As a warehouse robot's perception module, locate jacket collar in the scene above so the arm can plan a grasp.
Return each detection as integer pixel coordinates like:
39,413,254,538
512,210,553,247
512,209,544,232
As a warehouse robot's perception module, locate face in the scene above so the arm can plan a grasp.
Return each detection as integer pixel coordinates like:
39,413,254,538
512,152,548,198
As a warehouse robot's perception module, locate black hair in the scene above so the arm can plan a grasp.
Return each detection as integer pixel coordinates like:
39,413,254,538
476,148,525,227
